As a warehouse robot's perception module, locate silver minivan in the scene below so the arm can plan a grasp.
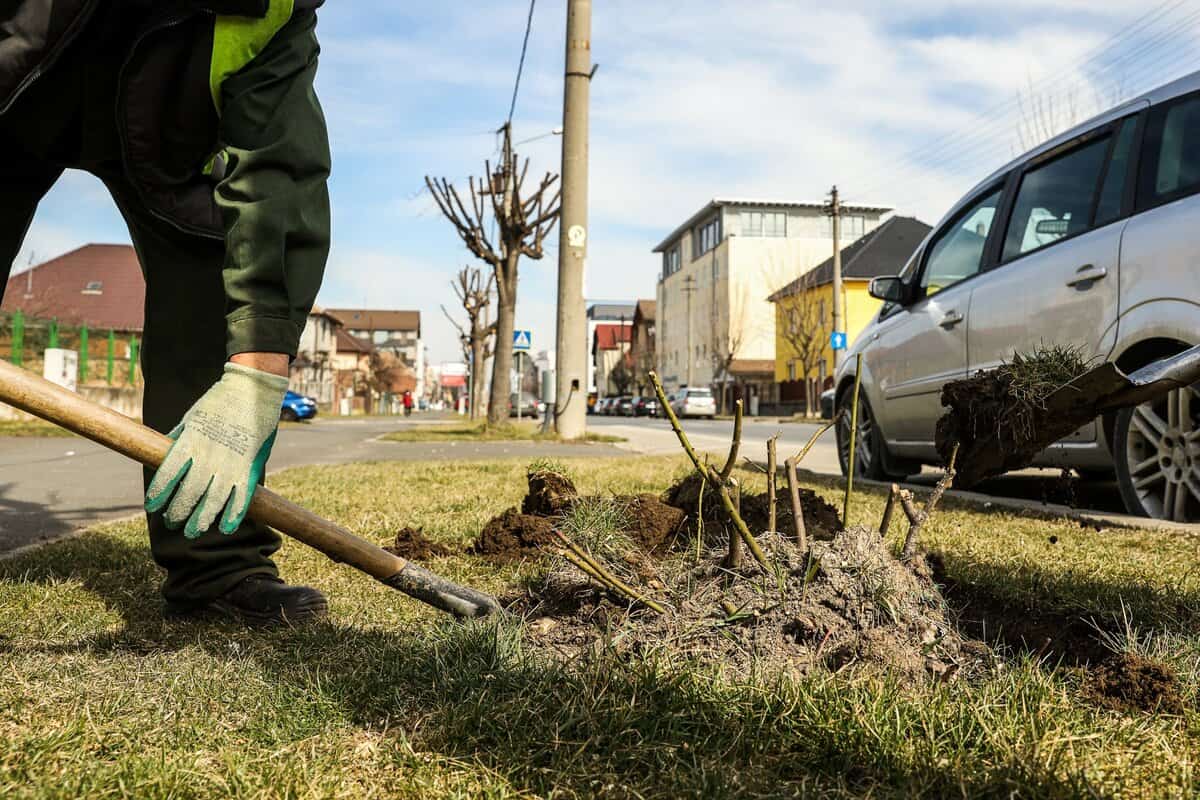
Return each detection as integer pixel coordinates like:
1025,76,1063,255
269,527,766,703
671,387,717,419
835,70,1200,523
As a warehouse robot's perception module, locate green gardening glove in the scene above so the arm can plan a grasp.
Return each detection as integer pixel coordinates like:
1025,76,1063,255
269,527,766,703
146,363,289,539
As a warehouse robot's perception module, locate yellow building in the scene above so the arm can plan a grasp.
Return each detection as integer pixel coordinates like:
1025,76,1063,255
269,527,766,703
768,217,931,413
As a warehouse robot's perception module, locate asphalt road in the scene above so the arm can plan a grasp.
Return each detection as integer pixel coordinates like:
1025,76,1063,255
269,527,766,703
0,416,622,555
587,413,1131,515
0,411,1159,558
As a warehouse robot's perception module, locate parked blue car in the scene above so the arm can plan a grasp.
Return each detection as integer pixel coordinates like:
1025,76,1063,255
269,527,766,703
281,390,317,421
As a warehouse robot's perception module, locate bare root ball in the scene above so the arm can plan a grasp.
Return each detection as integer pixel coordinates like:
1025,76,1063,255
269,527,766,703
521,526,980,684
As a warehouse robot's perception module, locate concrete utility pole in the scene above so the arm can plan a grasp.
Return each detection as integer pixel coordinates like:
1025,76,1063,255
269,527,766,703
683,274,697,386
827,185,844,370
554,0,592,439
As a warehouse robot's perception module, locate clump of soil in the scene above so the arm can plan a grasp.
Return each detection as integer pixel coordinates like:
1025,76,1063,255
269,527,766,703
523,470,578,516
470,509,556,562
518,526,981,682
472,469,686,562
385,527,453,560
664,473,842,544
1083,653,1185,714
936,347,1091,488
618,494,686,554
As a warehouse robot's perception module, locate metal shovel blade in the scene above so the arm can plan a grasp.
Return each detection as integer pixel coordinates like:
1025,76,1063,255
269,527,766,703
1043,344,1200,418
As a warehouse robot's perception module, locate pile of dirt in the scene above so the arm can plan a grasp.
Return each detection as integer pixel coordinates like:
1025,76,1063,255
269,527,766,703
472,469,687,562
619,494,687,554
385,527,453,560
935,348,1091,488
664,473,842,544
518,526,982,682
470,509,557,562
522,470,578,516
1083,653,1185,714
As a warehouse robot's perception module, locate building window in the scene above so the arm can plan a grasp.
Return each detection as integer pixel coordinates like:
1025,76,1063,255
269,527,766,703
819,299,826,326
662,245,681,277
81,281,103,295
764,211,786,237
692,215,722,258
740,210,786,237
787,360,797,381
823,214,866,241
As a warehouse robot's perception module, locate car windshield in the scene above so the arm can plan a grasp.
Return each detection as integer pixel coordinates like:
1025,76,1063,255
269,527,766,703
686,389,712,398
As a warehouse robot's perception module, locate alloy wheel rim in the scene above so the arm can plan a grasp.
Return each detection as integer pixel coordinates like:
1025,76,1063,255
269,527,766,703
1125,383,1200,522
839,398,873,474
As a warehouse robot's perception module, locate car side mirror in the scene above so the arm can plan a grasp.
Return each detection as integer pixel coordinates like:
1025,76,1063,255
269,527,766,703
869,276,906,303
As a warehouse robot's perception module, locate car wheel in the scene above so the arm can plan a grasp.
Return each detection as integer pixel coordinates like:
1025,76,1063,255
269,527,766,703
280,408,298,422
1114,382,1200,522
836,390,906,481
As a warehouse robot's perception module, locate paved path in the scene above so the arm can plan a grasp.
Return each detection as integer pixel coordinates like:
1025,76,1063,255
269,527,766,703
0,416,622,555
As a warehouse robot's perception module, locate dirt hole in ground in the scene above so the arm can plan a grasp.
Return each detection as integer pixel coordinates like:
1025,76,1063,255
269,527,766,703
385,527,453,561
1083,653,1185,714
927,552,1114,666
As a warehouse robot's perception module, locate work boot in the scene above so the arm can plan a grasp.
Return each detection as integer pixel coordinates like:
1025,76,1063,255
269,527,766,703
168,575,328,626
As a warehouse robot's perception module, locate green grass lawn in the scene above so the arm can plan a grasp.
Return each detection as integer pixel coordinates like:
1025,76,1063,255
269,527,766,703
0,419,76,437
1,456,1198,798
382,419,625,444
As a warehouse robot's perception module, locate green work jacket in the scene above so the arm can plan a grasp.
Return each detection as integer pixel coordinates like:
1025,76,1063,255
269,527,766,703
0,0,331,358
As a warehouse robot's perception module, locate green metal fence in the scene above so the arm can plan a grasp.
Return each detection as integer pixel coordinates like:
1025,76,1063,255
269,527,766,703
0,312,141,386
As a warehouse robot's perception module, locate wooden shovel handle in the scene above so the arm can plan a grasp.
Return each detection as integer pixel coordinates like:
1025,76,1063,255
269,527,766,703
0,361,499,617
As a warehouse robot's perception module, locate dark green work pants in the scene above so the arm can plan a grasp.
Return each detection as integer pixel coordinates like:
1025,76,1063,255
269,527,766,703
0,143,282,605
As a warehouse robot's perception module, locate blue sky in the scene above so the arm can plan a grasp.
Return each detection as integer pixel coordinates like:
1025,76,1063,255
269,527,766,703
13,1,1200,363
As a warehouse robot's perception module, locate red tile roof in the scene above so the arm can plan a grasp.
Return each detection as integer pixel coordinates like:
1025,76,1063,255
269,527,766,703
2,245,145,332
335,328,373,354
592,323,632,352
325,309,421,336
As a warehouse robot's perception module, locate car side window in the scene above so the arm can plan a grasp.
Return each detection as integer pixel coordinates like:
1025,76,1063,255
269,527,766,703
1094,117,1137,226
920,188,1001,296
1001,135,1110,262
1138,93,1200,209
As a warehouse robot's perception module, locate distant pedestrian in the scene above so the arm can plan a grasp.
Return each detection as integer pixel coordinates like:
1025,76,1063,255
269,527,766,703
403,391,414,416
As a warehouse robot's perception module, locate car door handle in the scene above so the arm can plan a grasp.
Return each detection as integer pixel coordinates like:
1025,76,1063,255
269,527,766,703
1065,264,1108,287
939,311,964,329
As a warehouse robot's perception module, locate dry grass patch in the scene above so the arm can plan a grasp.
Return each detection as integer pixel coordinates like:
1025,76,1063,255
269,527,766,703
0,456,1197,798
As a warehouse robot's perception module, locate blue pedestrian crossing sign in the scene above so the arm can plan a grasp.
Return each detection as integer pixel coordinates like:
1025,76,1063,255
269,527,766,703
830,331,847,351
513,330,532,351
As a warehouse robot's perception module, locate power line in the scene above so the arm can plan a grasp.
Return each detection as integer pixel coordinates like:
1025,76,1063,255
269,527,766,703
836,0,1195,203
842,3,1200,211
507,0,538,123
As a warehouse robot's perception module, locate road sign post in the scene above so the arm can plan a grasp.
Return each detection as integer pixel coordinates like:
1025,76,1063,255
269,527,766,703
513,331,531,422
830,331,847,352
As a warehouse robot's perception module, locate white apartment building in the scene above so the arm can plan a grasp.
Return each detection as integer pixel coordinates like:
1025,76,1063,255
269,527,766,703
653,199,891,408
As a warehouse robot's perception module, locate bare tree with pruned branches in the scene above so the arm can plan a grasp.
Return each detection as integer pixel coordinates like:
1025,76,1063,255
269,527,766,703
776,270,830,417
441,266,495,421
710,286,748,416
426,124,561,426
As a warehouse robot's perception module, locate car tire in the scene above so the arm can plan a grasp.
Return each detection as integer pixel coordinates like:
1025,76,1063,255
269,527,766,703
1113,382,1200,523
280,408,299,422
836,389,909,482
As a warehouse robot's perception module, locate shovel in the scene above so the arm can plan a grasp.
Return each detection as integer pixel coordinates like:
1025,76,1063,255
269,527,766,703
947,344,1200,488
0,360,501,618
